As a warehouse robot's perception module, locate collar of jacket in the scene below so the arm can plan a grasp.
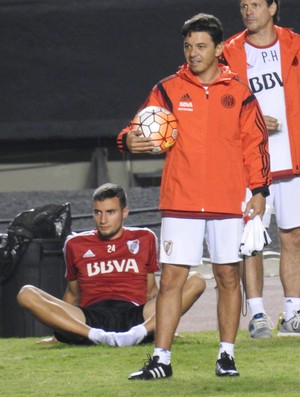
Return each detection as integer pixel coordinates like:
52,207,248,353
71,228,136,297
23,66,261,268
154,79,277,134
177,63,237,86
225,25,300,80
226,26,300,54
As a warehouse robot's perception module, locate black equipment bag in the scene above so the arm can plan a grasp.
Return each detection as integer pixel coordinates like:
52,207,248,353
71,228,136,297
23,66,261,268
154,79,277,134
0,203,71,337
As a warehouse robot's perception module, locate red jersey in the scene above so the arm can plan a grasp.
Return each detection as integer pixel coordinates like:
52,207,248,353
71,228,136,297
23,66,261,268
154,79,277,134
64,227,159,307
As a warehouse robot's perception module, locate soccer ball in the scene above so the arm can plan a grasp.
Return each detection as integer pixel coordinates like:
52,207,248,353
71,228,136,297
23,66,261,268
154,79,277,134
130,106,178,154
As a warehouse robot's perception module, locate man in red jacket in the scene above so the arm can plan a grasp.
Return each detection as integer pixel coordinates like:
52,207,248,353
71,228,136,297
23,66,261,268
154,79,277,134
222,0,300,339
118,13,271,378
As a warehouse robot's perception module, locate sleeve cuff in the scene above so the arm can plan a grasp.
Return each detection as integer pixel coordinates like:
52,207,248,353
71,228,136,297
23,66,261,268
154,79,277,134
251,186,270,198
122,133,130,152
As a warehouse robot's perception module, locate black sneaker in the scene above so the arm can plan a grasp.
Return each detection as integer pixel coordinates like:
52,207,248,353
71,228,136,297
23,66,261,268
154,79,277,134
128,355,172,380
215,352,239,376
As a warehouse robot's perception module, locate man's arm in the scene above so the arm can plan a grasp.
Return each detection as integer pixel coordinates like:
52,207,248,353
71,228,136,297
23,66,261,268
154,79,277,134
63,280,81,306
263,115,282,133
146,273,158,302
116,83,171,153
240,93,271,186
244,193,266,220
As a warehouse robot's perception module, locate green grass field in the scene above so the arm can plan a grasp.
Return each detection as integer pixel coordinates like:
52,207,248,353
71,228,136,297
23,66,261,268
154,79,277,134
0,331,299,397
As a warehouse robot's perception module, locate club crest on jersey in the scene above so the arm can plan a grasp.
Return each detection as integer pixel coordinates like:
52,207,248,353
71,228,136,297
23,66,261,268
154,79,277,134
127,239,140,254
163,240,173,256
221,94,235,108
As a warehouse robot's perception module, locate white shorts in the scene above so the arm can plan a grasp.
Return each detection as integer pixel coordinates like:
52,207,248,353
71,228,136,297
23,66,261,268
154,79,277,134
246,177,300,229
160,217,244,266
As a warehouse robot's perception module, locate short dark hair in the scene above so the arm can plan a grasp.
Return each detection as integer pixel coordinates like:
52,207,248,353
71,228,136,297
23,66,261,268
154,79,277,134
92,183,127,209
266,0,280,23
181,13,224,46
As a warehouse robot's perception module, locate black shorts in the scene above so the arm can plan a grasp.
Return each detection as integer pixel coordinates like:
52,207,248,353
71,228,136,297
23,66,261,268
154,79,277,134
54,299,154,345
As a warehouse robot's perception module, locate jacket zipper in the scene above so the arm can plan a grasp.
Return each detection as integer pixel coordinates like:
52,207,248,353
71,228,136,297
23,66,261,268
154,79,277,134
204,86,209,99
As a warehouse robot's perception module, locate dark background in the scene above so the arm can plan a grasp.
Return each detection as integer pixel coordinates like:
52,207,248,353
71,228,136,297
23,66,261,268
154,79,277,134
0,1,286,338
0,0,299,147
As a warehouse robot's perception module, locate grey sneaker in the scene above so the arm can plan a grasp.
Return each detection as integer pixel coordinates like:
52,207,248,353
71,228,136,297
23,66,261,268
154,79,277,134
249,313,273,338
277,310,300,336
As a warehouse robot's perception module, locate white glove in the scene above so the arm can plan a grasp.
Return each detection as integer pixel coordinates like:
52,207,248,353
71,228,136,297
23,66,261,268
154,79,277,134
239,215,272,257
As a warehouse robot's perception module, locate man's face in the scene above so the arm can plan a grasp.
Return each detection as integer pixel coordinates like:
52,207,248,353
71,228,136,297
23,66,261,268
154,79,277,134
183,31,222,78
93,197,128,240
240,0,276,32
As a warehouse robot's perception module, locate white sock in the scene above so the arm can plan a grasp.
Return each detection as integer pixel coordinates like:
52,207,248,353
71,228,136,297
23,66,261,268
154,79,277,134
247,297,266,317
88,328,117,346
284,297,300,321
218,342,234,359
113,324,147,347
88,324,147,347
153,348,171,365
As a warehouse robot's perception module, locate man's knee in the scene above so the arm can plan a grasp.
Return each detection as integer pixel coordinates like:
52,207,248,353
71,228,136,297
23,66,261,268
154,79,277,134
214,264,240,289
160,264,190,292
187,271,206,297
280,227,300,250
17,285,39,308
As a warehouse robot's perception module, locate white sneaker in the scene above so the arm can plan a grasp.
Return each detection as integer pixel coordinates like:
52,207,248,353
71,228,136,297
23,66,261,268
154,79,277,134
248,313,273,338
277,310,300,336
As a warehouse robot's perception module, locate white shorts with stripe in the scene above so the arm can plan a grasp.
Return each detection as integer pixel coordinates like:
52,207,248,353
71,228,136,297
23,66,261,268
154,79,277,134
160,217,244,266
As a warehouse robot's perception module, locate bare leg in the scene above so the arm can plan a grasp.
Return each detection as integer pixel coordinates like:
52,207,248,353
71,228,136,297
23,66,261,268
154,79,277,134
142,271,206,334
279,227,300,297
181,271,207,314
155,264,190,350
213,263,241,343
17,285,90,337
240,253,264,299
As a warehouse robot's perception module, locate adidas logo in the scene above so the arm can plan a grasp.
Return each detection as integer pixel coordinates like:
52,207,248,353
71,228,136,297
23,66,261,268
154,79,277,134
83,249,96,258
180,93,192,101
178,93,193,111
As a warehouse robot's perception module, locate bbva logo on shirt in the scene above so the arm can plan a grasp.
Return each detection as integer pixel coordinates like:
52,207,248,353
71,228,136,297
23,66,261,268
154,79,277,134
87,259,139,276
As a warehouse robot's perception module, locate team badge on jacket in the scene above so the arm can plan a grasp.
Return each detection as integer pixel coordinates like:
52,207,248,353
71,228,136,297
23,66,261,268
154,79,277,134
163,240,173,256
127,239,140,254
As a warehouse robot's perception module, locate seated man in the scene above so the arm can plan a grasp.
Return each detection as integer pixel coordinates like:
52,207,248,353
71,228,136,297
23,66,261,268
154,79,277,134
17,183,206,346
